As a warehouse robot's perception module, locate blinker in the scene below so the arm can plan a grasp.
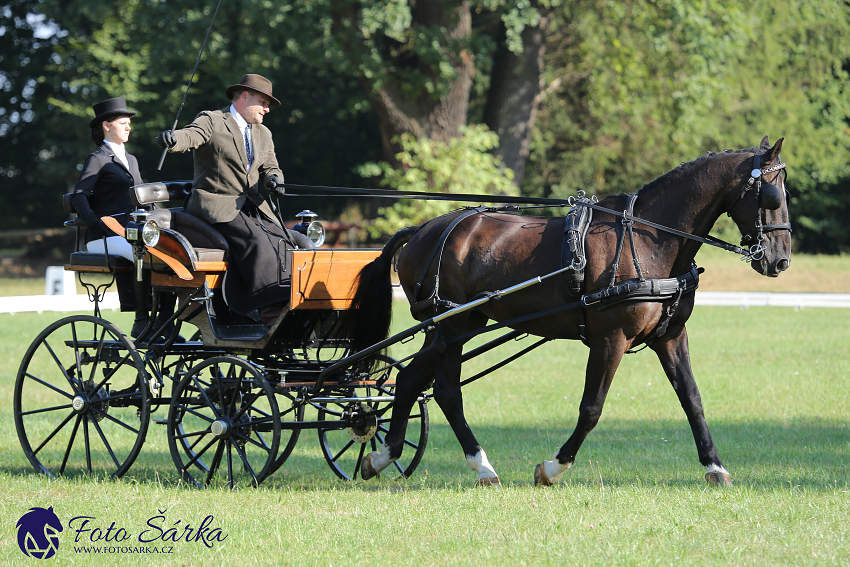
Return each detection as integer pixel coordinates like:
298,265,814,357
759,181,784,210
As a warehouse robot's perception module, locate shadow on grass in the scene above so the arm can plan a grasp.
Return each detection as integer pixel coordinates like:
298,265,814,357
4,418,847,491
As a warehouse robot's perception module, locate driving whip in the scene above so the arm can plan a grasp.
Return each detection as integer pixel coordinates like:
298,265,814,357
156,0,224,170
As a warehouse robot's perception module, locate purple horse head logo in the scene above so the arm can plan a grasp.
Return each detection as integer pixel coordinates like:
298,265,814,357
16,506,63,559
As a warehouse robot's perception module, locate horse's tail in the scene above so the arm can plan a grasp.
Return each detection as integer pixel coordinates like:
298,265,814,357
347,226,419,365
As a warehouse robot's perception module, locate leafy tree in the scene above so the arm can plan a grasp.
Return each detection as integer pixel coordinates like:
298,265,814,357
2,0,848,254
525,0,850,251
0,0,79,229
356,124,516,236
276,0,555,185
0,0,553,231
0,0,385,230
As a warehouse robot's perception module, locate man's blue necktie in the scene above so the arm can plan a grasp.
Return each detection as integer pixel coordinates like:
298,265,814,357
245,125,253,171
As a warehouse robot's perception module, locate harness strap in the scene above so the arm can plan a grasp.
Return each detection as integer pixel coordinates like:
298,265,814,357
561,198,593,297
608,194,643,287
577,199,750,256
626,194,645,282
442,264,702,348
411,206,490,318
584,263,701,309
283,177,784,261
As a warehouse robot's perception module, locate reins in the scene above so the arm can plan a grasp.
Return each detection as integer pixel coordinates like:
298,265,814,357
282,181,766,261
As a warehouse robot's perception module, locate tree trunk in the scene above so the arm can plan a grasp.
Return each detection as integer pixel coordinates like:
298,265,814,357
334,0,473,165
483,4,552,186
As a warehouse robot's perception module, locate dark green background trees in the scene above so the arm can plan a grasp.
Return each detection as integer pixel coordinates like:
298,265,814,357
1,0,848,251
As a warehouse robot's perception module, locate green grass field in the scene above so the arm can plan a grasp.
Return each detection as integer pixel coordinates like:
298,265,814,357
0,296,847,565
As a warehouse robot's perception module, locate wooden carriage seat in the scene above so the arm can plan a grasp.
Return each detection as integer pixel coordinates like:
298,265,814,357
62,192,133,273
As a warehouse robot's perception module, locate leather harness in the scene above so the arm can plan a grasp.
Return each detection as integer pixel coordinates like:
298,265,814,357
406,199,700,350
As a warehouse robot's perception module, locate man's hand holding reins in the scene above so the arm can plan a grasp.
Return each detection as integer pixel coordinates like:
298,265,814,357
265,174,284,195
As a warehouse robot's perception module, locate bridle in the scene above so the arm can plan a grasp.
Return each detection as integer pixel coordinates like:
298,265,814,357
726,151,791,261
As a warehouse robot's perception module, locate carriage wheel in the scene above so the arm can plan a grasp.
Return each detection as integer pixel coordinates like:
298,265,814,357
14,315,150,479
266,391,304,476
167,356,280,489
317,356,429,480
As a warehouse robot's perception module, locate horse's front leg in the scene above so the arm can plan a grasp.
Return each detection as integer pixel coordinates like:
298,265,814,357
651,326,732,486
535,337,626,486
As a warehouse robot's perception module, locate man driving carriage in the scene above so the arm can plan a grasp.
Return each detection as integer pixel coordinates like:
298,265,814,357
157,74,313,327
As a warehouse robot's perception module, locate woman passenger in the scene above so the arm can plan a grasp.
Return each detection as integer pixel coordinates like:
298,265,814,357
70,97,173,340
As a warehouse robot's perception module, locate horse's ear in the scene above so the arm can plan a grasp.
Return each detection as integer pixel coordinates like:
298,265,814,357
764,137,785,162
760,135,770,149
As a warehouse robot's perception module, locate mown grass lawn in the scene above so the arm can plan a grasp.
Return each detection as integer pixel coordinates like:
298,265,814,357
0,301,847,566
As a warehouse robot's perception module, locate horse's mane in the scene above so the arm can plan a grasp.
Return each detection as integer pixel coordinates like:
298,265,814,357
636,146,758,196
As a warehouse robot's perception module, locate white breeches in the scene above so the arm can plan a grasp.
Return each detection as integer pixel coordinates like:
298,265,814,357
87,236,134,262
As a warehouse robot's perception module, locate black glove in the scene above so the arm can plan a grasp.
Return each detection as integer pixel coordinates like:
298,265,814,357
265,175,284,194
157,130,177,149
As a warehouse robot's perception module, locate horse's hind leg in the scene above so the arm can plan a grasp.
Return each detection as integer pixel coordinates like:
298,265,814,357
651,326,732,486
535,339,625,486
361,349,435,480
431,342,501,486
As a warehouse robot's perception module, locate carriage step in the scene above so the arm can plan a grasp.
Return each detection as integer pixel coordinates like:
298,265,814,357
210,324,267,341
153,418,168,425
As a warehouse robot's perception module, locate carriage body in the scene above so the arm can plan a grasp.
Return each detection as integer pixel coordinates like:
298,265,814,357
13,181,429,487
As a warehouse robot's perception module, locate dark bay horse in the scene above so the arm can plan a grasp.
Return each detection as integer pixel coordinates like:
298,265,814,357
349,137,791,486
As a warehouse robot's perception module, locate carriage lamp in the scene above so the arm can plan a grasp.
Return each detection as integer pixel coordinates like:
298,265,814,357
125,210,160,280
294,210,325,247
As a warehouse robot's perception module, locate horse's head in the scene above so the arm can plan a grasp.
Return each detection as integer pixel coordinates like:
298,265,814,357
726,136,792,277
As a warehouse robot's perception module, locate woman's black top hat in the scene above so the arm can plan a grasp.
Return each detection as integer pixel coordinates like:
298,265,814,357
225,74,281,106
90,97,137,128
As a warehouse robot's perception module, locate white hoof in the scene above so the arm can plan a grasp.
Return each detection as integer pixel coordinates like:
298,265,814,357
474,476,501,487
466,449,499,484
361,452,379,480
535,456,570,486
705,464,732,486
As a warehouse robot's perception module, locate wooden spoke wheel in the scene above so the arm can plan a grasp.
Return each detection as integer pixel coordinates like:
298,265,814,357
167,356,280,489
317,356,429,480
14,315,150,479
266,389,304,477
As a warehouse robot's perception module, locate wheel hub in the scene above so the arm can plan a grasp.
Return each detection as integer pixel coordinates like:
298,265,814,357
72,395,88,413
72,387,109,422
345,403,378,443
210,419,231,439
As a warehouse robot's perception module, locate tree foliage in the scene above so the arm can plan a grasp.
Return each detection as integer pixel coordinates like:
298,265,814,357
356,124,516,236
1,0,848,252
525,0,850,251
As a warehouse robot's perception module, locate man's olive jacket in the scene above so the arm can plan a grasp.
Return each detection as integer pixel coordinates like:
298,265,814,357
169,108,283,224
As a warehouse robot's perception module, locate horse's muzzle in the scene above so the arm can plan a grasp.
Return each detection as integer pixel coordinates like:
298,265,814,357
753,256,790,277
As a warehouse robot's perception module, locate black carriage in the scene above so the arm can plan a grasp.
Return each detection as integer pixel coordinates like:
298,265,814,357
13,181,429,488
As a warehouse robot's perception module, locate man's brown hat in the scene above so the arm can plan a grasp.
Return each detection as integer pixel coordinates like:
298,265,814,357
225,74,281,106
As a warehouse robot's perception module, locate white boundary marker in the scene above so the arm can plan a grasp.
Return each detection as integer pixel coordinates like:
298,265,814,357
0,290,848,315
695,291,850,309
0,292,121,314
